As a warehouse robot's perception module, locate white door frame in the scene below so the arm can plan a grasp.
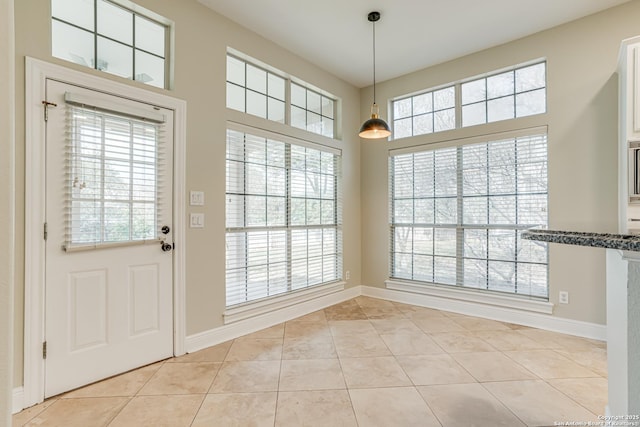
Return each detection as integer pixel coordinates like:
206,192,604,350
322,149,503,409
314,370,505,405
23,57,187,408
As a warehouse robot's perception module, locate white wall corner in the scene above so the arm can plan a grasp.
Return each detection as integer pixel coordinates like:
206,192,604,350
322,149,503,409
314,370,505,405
13,387,23,414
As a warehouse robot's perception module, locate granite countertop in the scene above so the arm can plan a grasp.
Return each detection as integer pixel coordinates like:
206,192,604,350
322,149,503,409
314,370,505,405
521,229,640,251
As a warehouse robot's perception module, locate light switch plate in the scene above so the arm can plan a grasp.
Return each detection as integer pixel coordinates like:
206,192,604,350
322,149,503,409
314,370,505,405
190,213,205,228
190,191,205,206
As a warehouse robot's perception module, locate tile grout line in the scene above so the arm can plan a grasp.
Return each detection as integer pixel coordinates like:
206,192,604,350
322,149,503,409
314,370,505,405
544,377,603,418
381,304,446,427
354,297,438,426
477,380,532,427
328,302,363,426
273,322,288,427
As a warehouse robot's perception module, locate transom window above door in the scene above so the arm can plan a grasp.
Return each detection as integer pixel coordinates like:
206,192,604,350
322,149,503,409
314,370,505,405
51,0,172,89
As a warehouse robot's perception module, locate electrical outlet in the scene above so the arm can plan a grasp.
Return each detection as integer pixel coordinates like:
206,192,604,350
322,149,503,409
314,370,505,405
345,270,350,280
559,291,569,304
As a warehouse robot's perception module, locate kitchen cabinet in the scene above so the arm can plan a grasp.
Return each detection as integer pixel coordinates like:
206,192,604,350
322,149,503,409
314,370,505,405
619,36,640,233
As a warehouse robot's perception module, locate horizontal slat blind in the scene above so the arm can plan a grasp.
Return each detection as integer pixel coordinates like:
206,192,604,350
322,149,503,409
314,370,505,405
389,132,548,298
64,103,165,250
226,127,342,307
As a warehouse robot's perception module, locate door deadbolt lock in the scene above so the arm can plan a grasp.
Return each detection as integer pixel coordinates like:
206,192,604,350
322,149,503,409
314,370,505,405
161,225,170,234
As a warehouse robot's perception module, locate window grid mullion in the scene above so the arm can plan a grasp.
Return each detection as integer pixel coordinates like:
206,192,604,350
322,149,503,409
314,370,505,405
100,115,106,243
132,9,136,82
454,83,462,129
93,0,98,72
456,147,464,287
512,71,517,119
243,136,249,302
485,143,490,291
514,139,519,294
263,143,270,297
285,144,292,293
127,121,134,241
411,154,416,280
431,154,436,282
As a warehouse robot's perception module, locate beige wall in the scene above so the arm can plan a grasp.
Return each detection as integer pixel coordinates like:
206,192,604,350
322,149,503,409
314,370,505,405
361,1,640,325
13,0,362,388
1,0,15,421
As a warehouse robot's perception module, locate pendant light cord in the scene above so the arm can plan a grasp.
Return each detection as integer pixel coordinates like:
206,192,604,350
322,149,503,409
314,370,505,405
372,18,376,104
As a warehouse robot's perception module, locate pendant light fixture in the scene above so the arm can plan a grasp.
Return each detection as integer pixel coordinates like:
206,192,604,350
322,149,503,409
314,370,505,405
359,11,391,140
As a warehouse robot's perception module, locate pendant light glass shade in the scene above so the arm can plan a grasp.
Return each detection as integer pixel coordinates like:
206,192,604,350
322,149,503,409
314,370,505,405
359,103,391,139
359,11,391,140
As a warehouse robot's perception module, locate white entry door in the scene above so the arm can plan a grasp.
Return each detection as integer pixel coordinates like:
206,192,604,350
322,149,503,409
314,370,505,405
44,79,174,397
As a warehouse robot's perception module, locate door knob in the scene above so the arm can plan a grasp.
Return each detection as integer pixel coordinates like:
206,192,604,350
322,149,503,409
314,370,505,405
161,241,173,252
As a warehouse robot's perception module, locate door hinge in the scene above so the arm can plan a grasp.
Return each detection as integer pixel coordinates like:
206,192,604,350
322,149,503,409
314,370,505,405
43,222,48,241
42,341,47,359
42,100,57,122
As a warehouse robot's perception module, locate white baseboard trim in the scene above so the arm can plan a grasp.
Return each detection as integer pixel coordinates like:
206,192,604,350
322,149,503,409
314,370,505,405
185,285,361,353
185,282,605,354
385,279,554,314
223,282,346,324
13,387,23,414
362,285,606,341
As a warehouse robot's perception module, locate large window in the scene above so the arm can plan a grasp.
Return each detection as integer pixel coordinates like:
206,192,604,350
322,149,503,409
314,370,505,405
51,0,169,88
389,131,548,298
226,54,337,139
391,61,546,140
226,127,342,306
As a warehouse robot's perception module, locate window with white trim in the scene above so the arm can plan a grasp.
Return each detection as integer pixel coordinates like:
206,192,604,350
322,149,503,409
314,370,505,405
65,100,166,250
389,131,548,298
226,127,342,306
51,0,170,88
391,61,546,140
226,54,337,138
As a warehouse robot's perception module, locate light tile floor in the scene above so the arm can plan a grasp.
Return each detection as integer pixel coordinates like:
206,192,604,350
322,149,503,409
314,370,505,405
13,297,608,427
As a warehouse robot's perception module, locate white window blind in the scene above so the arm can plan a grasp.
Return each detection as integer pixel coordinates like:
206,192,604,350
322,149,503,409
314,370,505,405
226,127,342,306
64,102,165,250
389,131,548,298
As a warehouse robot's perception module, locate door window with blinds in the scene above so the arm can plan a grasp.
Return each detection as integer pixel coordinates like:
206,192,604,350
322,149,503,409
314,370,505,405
389,131,548,298
226,127,342,306
65,95,165,250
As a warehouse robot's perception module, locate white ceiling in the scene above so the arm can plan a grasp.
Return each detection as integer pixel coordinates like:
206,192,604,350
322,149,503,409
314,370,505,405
198,0,630,88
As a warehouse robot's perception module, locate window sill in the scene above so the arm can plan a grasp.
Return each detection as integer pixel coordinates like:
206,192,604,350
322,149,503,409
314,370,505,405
223,281,346,324
385,279,553,314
